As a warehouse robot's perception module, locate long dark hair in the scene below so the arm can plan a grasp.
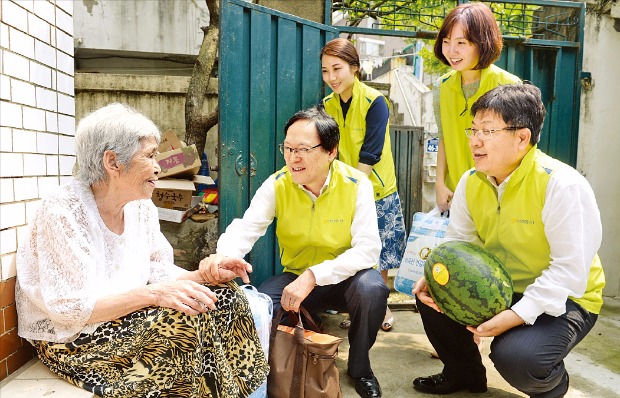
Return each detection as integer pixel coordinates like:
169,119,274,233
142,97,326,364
320,38,362,79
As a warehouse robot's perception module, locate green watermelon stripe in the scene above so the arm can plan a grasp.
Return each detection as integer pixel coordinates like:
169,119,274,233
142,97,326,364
425,241,513,326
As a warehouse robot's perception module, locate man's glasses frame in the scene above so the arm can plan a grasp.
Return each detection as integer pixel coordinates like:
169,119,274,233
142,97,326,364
464,127,524,140
278,143,322,156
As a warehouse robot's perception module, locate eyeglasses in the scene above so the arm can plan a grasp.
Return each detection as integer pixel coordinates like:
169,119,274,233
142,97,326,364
278,143,322,156
464,127,524,140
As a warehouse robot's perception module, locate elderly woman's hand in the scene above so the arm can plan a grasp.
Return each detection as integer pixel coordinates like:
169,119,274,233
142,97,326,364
148,280,218,315
198,254,253,285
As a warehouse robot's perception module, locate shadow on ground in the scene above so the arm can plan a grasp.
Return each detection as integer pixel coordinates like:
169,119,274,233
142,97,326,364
322,293,620,398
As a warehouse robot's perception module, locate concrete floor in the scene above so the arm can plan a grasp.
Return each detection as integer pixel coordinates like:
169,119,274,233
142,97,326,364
2,290,618,398
327,293,620,398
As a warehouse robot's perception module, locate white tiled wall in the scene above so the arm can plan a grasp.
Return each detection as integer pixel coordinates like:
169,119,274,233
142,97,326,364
12,129,36,152
0,228,17,255
0,0,75,281
0,202,26,230
0,178,15,203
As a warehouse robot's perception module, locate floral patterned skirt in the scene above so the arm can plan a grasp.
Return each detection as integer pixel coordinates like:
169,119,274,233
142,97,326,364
376,191,407,271
33,282,269,398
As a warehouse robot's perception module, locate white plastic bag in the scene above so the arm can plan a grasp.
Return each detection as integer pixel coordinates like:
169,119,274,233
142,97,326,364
241,284,272,398
394,208,450,296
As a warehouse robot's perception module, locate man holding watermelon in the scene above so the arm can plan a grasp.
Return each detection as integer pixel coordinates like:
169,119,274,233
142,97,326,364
413,83,606,397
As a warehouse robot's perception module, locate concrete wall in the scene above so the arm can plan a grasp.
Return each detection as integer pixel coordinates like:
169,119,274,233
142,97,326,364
74,73,219,180
578,9,620,297
257,0,324,24
73,0,208,55
0,0,75,380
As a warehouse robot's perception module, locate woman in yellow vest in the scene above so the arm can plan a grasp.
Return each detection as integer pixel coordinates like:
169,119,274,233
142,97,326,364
433,2,521,212
321,38,406,331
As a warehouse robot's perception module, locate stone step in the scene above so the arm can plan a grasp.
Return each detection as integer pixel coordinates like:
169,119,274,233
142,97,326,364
0,359,95,398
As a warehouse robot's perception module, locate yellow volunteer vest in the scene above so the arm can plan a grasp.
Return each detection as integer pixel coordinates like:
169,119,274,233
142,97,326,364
465,147,605,314
274,160,364,275
323,78,397,200
440,65,521,191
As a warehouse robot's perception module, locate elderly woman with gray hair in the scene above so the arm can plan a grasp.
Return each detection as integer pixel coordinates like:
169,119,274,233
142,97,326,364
15,103,268,397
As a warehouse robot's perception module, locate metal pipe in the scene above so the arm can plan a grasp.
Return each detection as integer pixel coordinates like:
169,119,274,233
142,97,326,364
393,68,417,127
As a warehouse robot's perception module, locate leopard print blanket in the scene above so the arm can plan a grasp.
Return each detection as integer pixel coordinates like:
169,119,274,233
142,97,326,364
34,282,269,398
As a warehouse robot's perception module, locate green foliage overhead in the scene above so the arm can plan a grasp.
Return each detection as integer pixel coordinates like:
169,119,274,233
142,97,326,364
417,45,450,77
331,0,544,38
332,0,453,31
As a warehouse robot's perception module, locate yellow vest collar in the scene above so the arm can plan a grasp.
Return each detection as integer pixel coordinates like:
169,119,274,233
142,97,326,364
286,163,335,199
504,145,538,186
444,64,504,94
480,145,538,188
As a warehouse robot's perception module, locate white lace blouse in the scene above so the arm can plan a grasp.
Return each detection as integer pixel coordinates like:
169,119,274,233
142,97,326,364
15,179,186,343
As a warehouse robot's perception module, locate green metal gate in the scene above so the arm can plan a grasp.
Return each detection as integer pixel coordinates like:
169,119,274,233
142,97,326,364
219,0,586,286
219,0,337,285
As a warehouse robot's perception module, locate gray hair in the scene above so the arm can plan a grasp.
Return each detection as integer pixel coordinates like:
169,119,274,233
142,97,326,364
75,103,160,185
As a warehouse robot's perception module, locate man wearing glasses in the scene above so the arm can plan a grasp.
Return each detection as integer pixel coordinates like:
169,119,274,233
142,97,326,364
412,83,605,397
199,106,388,398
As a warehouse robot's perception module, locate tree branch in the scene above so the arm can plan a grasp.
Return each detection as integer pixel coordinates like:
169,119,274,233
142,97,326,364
185,0,220,154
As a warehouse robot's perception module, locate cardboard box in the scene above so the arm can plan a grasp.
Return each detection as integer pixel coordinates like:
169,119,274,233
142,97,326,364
193,175,215,186
152,178,196,210
156,144,201,178
157,207,187,223
159,129,184,152
158,203,206,223
191,195,202,207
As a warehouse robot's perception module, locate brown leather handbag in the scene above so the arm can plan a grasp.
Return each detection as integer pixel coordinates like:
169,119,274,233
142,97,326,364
267,307,343,398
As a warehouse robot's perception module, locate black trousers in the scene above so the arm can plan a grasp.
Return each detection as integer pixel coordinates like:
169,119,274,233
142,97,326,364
417,293,598,397
258,269,389,378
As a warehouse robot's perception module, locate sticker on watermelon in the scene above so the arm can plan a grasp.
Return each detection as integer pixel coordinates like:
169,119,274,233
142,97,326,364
424,241,513,326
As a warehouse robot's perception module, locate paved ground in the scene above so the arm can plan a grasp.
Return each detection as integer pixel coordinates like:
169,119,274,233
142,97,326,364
325,291,620,398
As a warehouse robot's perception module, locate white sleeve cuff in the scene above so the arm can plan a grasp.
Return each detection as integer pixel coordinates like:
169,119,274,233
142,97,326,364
511,295,550,325
308,263,334,286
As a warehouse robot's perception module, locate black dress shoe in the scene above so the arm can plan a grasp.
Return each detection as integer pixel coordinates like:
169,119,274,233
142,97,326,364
413,373,487,395
354,373,382,398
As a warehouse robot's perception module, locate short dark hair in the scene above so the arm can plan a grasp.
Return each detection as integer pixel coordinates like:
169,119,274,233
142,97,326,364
471,83,546,145
434,2,503,70
284,106,340,151
321,38,362,80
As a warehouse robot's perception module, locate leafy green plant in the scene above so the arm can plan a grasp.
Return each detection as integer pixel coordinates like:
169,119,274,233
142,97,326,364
332,1,544,38
417,45,450,77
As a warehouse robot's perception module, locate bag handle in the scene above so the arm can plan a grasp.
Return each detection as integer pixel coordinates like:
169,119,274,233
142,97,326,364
427,206,449,219
287,306,322,333
268,306,321,342
269,307,306,398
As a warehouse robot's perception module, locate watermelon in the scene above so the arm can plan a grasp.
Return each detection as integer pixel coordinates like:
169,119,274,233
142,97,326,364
424,241,513,326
